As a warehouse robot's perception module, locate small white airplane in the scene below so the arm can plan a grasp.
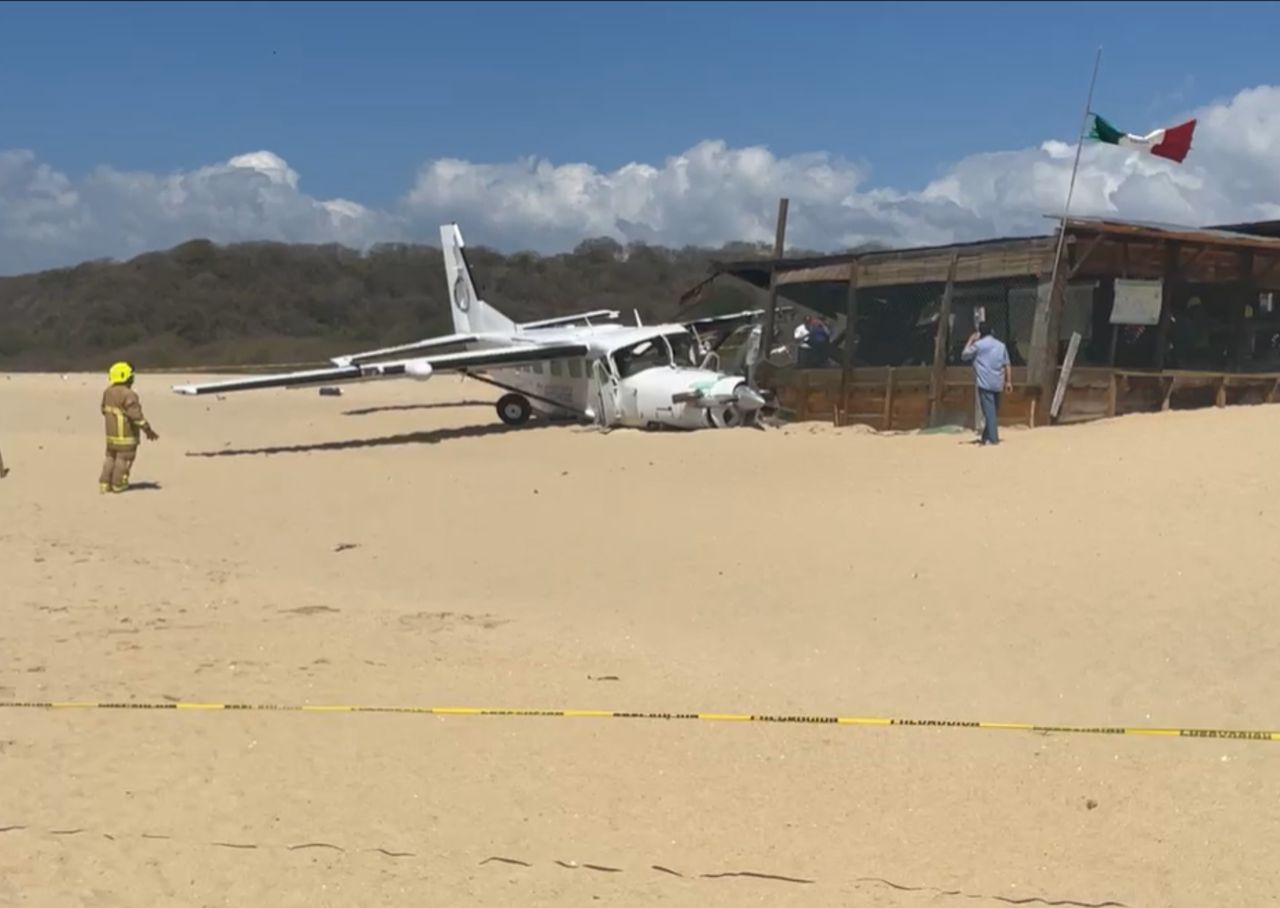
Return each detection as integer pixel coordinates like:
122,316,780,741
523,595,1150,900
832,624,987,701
173,224,771,431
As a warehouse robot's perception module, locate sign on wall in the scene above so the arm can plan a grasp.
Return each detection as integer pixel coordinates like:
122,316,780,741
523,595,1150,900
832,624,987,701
1111,279,1164,326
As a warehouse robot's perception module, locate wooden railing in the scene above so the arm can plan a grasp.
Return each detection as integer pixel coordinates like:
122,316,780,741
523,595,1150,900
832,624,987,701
761,363,1280,429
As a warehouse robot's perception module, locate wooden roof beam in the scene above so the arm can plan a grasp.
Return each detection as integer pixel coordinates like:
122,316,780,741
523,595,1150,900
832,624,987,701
1067,234,1105,279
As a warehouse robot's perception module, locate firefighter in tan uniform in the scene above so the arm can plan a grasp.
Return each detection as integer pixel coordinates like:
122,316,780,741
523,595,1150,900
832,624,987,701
100,362,158,493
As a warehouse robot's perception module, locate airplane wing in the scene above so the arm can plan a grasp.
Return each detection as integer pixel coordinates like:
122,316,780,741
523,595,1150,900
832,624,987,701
683,309,764,333
329,332,476,366
172,342,590,396
684,308,765,353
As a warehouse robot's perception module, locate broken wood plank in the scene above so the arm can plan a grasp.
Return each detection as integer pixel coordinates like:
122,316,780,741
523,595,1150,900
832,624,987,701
1050,331,1082,421
759,197,789,358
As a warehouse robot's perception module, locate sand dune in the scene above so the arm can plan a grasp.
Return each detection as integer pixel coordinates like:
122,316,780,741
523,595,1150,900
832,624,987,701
3,371,1279,906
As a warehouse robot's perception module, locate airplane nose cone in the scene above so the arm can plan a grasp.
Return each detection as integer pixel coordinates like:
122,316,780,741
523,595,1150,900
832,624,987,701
734,384,767,410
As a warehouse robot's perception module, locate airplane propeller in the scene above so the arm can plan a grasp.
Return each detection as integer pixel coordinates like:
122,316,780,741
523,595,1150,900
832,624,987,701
734,383,767,411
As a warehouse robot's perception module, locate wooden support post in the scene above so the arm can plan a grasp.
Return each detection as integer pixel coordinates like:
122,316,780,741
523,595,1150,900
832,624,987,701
1236,249,1255,371
1107,371,1118,418
1027,275,1054,395
883,368,895,431
1028,229,1068,398
838,261,859,426
1216,375,1227,408
1097,276,1118,367
1162,376,1176,411
1257,256,1280,284
1230,303,1246,371
759,198,789,363
928,253,960,426
1110,250,1129,372
1154,241,1179,372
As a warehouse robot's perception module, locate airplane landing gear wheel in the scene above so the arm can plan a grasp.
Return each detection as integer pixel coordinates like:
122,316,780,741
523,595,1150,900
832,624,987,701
497,393,532,426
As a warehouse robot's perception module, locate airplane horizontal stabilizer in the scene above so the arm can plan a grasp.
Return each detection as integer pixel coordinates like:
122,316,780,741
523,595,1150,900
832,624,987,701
520,310,620,330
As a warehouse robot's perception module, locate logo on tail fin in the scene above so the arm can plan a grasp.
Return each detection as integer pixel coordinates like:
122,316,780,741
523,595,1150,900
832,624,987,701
453,273,471,312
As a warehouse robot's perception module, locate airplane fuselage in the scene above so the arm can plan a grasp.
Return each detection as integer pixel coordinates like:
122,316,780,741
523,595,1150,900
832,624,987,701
468,322,758,430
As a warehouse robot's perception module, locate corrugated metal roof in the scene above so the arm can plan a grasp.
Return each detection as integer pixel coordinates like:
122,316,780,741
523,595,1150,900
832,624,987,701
1052,214,1280,249
708,231,1052,275
692,214,1280,305
710,215,1280,278
1206,219,1280,238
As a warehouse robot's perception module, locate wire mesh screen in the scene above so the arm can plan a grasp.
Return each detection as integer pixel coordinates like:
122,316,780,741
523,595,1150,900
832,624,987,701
764,277,1098,374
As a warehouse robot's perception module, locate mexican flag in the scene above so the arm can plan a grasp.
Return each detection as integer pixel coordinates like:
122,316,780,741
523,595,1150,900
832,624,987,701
1087,113,1197,163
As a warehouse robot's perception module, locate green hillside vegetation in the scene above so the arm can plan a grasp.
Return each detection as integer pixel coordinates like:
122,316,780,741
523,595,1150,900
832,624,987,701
0,236,804,371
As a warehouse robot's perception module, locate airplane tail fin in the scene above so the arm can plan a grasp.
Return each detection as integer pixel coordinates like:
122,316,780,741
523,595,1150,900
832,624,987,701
440,224,516,336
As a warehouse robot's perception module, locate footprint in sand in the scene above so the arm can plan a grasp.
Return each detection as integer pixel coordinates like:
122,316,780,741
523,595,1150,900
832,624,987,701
280,606,341,617
397,611,509,632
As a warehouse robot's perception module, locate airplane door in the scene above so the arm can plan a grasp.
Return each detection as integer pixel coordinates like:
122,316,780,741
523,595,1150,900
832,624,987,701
591,359,622,425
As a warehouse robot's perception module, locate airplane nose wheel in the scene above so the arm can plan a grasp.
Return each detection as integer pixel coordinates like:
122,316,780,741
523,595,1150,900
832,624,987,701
496,393,533,426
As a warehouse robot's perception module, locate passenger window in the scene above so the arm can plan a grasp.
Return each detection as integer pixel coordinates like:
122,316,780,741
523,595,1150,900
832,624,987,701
568,358,582,379
550,360,563,377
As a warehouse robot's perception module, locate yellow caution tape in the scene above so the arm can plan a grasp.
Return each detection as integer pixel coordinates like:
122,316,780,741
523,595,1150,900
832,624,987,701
1,700,1277,742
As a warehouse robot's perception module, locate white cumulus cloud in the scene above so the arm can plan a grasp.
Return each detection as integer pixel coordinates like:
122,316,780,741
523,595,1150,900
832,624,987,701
3,84,1280,275
0,149,394,274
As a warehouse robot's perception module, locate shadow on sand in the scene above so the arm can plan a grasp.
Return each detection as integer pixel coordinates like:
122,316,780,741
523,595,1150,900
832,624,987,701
186,422,545,458
342,400,492,417
119,481,163,492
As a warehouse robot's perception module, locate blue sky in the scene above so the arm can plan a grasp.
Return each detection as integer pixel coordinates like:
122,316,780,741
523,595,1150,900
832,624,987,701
3,1,1280,272
3,0,1270,199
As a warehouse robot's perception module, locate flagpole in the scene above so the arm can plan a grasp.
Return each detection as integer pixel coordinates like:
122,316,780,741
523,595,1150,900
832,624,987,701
1046,46,1103,311
1037,46,1101,413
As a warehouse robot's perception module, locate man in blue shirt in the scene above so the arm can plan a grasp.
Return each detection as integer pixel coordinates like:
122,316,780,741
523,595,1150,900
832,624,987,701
961,322,1012,445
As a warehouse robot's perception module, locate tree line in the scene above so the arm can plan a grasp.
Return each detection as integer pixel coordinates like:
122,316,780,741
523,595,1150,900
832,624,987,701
0,236,792,370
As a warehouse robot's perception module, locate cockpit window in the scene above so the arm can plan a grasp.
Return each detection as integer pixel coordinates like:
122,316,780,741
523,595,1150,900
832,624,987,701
611,331,701,378
667,331,699,367
613,338,667,378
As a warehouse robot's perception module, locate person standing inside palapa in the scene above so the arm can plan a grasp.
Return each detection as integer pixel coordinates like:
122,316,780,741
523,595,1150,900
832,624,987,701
961,322,1011,446
100,361,159,493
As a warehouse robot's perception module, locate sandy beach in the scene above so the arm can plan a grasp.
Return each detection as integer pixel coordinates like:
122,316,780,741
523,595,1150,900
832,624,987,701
3,370,1279,906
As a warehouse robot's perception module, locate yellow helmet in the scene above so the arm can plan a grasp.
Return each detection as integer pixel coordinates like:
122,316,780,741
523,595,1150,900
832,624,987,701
108,361,134,385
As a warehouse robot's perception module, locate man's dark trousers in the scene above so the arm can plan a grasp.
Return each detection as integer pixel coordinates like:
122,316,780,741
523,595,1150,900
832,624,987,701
979,389,1001,445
